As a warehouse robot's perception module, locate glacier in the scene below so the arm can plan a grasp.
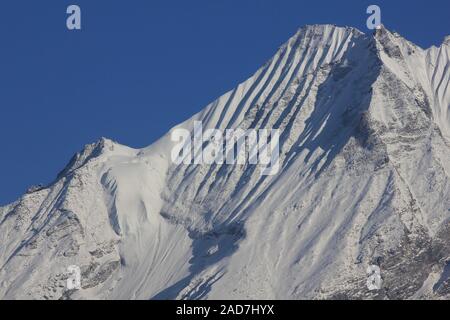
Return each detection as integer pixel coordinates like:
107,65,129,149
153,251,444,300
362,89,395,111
0,24,449,300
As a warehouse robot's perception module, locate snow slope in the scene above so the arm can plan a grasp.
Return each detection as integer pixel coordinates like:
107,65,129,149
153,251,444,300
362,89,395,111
1,24,449,300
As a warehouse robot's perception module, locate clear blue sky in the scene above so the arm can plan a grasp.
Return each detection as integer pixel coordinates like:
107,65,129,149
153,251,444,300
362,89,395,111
0,0,449,205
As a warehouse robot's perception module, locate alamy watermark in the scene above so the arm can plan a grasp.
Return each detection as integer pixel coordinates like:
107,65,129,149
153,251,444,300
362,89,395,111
171,121,280,176
366,5,382,30
67,265,81,290
366,265,382,291
66,5,81,30
63,6,382,33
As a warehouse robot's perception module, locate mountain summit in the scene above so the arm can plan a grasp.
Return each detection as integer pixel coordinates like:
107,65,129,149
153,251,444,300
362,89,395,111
1,24,449,300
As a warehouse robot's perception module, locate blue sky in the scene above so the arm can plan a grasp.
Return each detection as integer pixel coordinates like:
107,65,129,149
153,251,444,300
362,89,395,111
0,0,449,205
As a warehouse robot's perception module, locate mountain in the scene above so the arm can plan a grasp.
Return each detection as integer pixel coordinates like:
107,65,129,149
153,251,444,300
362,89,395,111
1,24,449,300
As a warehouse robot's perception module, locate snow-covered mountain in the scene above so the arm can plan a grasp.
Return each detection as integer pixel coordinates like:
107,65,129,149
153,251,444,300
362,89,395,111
1,24,449,300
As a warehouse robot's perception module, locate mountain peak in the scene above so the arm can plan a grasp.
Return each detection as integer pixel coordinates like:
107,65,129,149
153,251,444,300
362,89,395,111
443,35,450,46
298,24,360,31
56,137,132,179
